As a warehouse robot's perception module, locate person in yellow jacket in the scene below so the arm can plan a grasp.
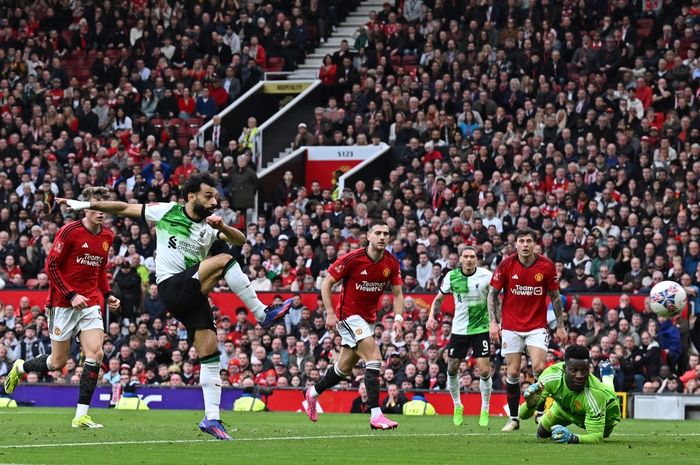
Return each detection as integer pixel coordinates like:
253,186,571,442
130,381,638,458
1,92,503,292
238,116,259,153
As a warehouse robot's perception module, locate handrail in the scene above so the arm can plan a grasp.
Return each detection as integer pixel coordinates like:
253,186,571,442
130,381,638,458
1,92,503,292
254,79,321,171
195,80,266,141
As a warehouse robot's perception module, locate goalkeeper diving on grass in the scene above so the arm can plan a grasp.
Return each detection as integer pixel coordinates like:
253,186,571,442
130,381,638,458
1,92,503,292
519,344,621,444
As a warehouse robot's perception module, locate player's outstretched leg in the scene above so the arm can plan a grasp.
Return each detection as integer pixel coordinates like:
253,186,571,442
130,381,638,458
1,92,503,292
365,360,398,430
222,257,292,329
446,359,463,426
4,354,57,394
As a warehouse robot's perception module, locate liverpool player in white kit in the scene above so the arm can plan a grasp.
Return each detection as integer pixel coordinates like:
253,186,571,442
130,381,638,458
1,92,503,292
428,246,493,427
4,187,120,428
487,228,567,431
51,174,292,440
304,221,405,430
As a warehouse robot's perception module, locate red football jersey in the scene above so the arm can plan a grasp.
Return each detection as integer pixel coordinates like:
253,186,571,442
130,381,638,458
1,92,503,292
490,253,559,332
46,219,114,308
328,248,402,324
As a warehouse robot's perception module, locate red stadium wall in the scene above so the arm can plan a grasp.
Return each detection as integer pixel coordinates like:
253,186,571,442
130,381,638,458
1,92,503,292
268,389,509,415
0,290,648,320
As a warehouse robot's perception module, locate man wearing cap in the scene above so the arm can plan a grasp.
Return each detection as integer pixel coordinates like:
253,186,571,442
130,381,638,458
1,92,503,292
293,122,316,149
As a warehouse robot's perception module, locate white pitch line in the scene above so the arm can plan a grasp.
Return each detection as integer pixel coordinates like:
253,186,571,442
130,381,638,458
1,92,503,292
1,432,699,449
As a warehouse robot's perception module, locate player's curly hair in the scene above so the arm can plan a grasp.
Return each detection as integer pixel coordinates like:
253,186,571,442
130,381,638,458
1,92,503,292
564,344,590,362
80,186,112,202
182,173,217,200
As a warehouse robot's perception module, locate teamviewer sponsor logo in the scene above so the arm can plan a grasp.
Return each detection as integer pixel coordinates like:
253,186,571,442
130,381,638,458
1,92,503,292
355,281,387,292
76,254,104,267
510,284,543,296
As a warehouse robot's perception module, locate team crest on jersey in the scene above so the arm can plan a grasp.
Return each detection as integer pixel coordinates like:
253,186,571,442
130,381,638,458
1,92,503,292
383,268,390,278
102,241,109,252
54,327,61,336
355,328,363,335
574,400,582,411
55,240,63,253
502,341,508,349
534,273,544,282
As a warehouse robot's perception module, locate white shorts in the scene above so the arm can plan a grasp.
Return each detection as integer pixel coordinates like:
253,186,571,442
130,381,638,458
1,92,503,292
501,328,549,355
48,305,103,341
336,315,374,349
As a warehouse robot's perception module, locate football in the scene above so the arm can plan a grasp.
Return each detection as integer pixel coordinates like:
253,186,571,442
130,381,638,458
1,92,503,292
649,280,687,318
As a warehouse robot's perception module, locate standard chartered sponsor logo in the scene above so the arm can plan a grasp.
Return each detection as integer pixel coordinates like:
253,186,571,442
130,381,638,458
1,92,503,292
510,284,543,296
355,281,387,292
177,240,202,256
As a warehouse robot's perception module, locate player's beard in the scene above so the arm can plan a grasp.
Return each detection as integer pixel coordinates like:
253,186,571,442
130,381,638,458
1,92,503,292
193,200,215,220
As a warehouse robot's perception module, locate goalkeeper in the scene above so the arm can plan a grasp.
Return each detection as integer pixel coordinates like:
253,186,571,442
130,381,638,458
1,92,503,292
519,344,621,444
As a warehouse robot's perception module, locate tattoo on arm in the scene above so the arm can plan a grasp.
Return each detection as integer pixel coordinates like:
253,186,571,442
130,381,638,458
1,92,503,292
487,287,501,324
549,290,564,327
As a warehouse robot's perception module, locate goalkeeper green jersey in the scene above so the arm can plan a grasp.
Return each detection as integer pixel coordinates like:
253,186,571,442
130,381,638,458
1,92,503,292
523,362,621,444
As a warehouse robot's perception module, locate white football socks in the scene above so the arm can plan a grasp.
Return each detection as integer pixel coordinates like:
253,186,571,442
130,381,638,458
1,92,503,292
224,260,267,321
447,372,461,407
370,407,382,420
480,375,492,411
200,358,222,420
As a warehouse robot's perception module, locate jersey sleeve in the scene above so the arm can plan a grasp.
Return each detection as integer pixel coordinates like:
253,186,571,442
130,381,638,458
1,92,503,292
546,261,560,291
490,261,506,291
390,257,402,286
328,255,350,281
578,391,606,444
439,272,452,294
142,202,177,223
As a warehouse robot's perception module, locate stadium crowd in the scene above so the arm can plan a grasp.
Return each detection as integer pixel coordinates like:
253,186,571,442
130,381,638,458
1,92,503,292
1,0,700,411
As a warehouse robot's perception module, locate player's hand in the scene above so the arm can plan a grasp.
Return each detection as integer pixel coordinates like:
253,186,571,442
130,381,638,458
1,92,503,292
392,319,403,339
489,321,501,344
551,425,576,444
107,295,121,312
206,215,224,230
325,312,338,332
426,316,438,331
555,326,568,345
56,198,91,212
524,382,543,408
70,294,89,310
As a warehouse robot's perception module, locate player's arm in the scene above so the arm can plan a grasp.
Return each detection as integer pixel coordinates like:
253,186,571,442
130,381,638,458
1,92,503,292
206,216,246,245
570,408,606,444
487,285,502,342
519,384,550,420
57,198,143,218
321,273,339,330
391,284,405,336
548,289,568,344
98,244,120,312
428,291,445,331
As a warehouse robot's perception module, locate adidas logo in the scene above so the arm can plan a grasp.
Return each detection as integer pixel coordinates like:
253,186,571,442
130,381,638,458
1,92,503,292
82,243,89,249
360,270,368,275
512,274,519,280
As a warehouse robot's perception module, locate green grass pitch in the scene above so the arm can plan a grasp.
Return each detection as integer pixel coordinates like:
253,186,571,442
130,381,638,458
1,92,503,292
0,408,698,465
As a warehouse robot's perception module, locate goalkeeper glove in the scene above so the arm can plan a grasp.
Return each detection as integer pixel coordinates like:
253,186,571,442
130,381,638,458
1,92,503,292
551,425,578,444
523,382,543,408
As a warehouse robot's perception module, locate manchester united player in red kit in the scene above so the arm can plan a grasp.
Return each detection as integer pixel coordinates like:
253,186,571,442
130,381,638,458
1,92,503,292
4,187,120,428
304,221,405,430
487,228,567,432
